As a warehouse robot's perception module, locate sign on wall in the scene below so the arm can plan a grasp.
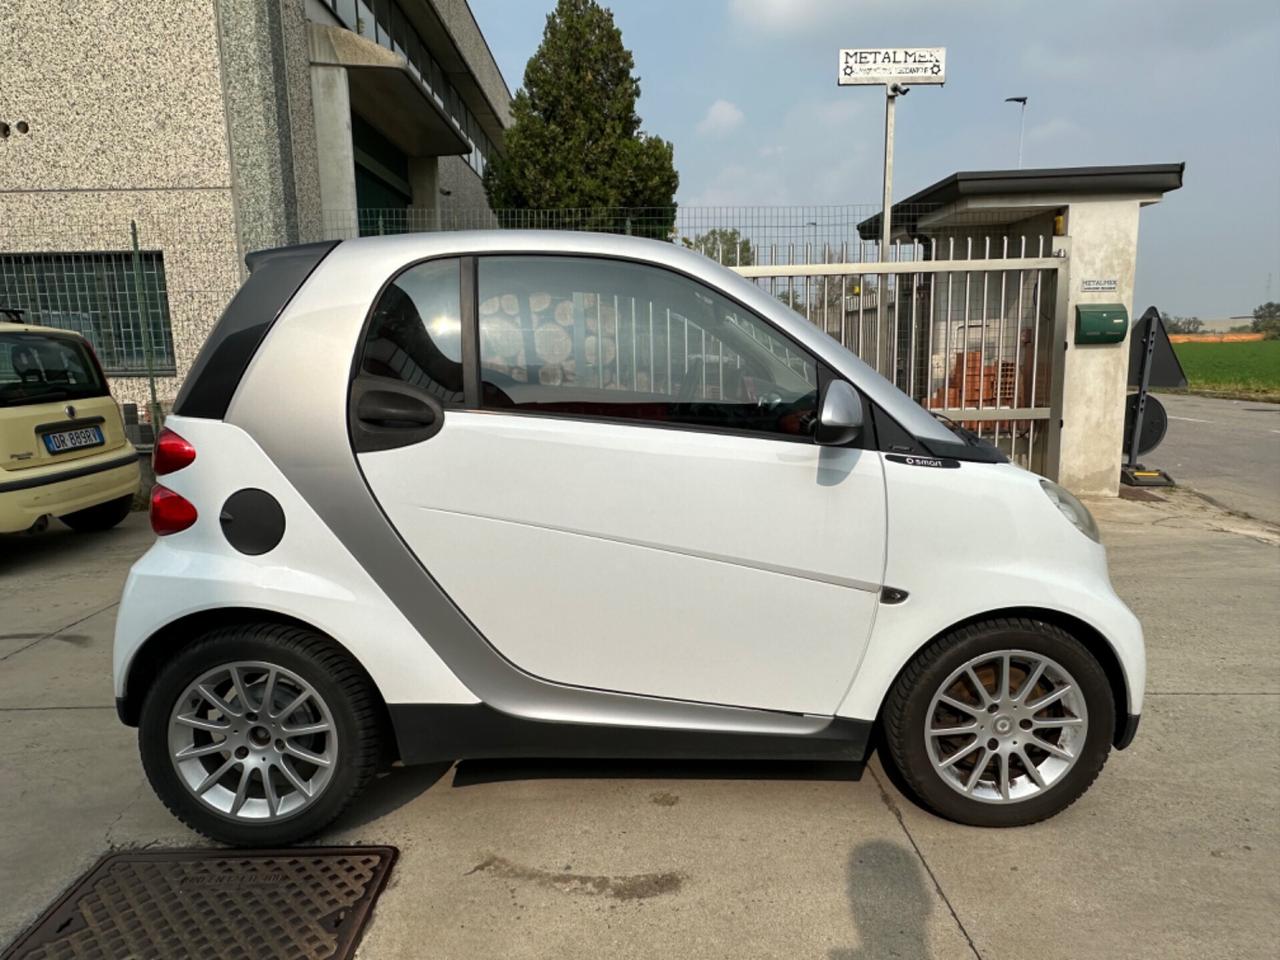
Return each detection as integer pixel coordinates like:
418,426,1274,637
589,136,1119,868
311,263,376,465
837,48,946,85
1081,278,1119,293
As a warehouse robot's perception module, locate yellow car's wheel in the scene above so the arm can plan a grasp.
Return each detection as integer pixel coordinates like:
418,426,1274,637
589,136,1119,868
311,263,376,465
59,494,133,532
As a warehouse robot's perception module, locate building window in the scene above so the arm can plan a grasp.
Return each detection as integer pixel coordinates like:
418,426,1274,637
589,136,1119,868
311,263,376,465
0,252,176,377
318,0,498,178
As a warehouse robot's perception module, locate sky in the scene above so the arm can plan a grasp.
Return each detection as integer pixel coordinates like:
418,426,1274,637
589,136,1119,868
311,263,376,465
468,0,1279,320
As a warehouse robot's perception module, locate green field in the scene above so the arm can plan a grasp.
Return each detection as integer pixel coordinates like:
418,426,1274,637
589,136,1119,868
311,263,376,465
1170,340,1280,400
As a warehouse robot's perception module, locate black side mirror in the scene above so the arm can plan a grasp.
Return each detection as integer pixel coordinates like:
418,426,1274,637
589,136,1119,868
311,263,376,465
815,380,863,446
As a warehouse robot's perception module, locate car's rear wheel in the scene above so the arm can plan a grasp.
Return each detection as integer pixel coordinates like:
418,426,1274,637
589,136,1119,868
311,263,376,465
59,493,133,532
880,618,1115,827
139,622,381,846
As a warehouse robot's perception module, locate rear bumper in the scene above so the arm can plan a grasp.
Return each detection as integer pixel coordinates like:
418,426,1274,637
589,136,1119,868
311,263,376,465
0,449,140,532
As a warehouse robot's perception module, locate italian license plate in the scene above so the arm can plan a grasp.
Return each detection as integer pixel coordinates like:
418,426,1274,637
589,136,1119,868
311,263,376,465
43,426,104,454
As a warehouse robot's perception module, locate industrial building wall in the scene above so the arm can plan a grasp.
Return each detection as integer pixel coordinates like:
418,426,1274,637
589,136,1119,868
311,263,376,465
0,0,241,409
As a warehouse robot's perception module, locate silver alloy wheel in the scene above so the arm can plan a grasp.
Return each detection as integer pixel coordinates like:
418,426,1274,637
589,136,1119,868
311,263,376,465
924,649,1088,804
168,660,337,821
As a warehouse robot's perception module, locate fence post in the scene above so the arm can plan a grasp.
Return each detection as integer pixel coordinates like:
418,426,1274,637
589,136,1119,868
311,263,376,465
129,220,163,433
1042,236,1071,482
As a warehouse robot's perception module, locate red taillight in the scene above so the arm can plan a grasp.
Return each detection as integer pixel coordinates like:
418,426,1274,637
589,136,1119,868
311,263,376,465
150,484,198,535
153,428,196,476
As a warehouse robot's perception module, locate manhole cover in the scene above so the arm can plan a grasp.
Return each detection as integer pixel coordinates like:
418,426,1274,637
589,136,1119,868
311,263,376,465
2,846,397,960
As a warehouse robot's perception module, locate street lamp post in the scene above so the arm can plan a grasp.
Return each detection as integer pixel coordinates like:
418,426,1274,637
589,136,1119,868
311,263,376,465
1005,96,1028,169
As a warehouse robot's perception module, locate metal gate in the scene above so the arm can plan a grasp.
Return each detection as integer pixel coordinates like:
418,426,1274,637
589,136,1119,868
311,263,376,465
733,235,1068,476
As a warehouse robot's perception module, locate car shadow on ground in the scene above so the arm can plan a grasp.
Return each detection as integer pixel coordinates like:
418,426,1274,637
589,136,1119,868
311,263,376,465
0,520,142,574
330,757,865,830
330,762,454,832
449,757,866,786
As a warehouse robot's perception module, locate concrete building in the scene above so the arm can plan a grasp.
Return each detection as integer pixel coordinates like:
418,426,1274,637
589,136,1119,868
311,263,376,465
0,0,511,407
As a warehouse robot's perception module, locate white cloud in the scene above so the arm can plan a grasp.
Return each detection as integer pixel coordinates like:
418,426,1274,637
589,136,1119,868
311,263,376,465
684,97,874,207
696,99,745,137
727,0,935,33
685,162,790,206
1026,117,1085,144
1019,42,1094,81
727,0,832,31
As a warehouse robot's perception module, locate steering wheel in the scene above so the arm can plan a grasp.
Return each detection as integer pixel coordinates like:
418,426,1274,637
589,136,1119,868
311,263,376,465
756,391,782,410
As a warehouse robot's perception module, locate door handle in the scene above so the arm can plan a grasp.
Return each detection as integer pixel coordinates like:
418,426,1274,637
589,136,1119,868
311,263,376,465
356,390,437,429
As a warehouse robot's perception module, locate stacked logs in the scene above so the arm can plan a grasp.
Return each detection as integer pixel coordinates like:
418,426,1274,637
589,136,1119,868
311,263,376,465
480,291,627,388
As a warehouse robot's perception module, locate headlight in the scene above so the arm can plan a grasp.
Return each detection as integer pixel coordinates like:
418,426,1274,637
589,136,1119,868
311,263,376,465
1039,478,1101,543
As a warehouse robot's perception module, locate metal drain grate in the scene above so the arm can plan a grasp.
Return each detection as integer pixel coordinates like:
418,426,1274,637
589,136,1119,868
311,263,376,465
2,847,397,960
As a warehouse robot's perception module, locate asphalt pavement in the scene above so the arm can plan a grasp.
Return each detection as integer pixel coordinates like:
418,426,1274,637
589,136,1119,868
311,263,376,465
1,477,1277,958
1150,393,1280,525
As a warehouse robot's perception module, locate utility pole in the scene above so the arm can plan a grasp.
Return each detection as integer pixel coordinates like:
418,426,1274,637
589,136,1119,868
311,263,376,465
838,48,947,261
1005,96,1028,169
839,48,945,355
129,220,162,432
880,83,908,260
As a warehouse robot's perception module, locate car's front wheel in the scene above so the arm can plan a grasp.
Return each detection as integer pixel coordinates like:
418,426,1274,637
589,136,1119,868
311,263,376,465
138,622,381,846
880,618,1115,827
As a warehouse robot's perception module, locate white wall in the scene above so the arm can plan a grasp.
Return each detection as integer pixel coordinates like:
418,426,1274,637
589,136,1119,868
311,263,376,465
1057,200,1144,497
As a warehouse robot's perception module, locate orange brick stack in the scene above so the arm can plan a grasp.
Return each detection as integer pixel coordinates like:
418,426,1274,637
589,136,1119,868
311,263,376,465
930,352,1020,431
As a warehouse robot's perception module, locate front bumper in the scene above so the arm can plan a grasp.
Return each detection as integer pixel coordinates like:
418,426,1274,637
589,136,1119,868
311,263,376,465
1115,713,1141,750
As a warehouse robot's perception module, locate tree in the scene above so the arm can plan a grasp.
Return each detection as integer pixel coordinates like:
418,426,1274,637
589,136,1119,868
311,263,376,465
1159,313,1203,334
482,0,679,238
1252,301,1280,339
683,228,754,266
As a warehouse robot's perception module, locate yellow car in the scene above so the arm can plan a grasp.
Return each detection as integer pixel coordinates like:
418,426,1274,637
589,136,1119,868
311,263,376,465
1,319,140,534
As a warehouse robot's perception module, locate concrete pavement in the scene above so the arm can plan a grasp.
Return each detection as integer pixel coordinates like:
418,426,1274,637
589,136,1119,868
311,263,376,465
1,491,1278,958
1150,393,1280,526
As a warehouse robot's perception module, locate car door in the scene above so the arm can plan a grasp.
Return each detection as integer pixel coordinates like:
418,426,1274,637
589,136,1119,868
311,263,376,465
353,254,887,715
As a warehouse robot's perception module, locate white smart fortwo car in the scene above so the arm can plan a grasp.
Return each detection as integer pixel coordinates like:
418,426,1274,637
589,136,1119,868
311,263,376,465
114,232,1144,845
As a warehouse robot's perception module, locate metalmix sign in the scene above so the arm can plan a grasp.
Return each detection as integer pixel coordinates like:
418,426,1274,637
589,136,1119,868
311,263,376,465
838,48,946,85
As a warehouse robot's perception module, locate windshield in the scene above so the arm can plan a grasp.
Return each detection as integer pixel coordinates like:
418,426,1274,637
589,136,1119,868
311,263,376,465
0,331,108,407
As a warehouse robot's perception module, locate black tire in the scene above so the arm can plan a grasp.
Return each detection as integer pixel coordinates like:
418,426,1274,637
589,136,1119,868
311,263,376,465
139,622,381,846
880,618,1115,827
59,493,133,532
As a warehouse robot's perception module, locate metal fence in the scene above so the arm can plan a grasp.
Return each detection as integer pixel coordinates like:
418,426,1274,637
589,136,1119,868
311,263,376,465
736,233,1065,471
323,204,1031,265
0,248,174,377
0,213,242,412
0,205,1065,471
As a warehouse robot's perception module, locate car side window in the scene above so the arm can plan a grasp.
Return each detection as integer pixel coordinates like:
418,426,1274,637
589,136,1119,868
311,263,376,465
361,258,463,405
477,256,819,440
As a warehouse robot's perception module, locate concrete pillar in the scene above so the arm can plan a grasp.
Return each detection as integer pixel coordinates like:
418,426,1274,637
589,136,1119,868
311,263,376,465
1055,200,1143,497
408,156,440,228
309,64,357,235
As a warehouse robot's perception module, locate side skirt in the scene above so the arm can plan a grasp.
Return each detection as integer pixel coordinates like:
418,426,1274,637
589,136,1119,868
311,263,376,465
388,703,873,765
